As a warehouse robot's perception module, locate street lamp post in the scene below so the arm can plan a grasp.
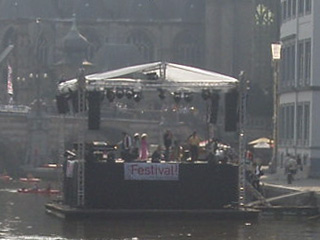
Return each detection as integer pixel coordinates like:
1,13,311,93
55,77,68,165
271,43,282,173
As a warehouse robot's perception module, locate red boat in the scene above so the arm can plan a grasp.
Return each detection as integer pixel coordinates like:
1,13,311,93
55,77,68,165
17,188,60,194
19,177,41,183
0,175,12,182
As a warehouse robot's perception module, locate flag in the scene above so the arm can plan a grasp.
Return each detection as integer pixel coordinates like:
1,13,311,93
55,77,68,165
7,64,13,95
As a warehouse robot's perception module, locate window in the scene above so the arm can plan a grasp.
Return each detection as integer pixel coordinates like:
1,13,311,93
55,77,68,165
298,41,304,84
298,0,305,15
289,105,295,139
281,42,296,88
36,35,48,67
304,103,310,142
297,104,303,140
296,39,312,86
173,31,203,67
283,1,287,20
305,40,311,83
305,0,312,13
280,104,295,142
290,45,296,83
295,102,310,145
126,30,154,62
292,0,297,16
282,47,288,84
288,0,292,18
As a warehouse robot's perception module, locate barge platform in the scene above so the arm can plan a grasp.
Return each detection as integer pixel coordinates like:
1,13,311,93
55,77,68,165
45,202,260,220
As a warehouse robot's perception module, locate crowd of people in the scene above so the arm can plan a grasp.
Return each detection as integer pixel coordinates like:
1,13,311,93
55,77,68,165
119,130,185,162
119,130,200,162
245,149,305,188
118,130,235,164
119,132,149,162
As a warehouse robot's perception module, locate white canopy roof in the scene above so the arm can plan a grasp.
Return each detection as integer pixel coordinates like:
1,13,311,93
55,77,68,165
248,137,271,145
57,62,238,94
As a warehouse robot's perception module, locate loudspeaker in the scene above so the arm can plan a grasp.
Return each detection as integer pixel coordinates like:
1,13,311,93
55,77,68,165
88,91,101,130
225,89,238,132
56,95,69,114
209,92,220,124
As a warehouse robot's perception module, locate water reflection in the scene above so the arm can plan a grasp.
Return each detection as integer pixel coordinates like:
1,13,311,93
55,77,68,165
1,182,320,240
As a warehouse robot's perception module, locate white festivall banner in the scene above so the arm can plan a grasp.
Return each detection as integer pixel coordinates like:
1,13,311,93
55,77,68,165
124,163,179,181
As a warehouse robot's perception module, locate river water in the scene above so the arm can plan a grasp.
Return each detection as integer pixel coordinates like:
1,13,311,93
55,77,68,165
1,181,320,240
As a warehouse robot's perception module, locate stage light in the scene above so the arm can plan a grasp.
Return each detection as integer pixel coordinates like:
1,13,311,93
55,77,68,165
173,92,182,103
126,89,133,99
106,89,115,102
133,92,142,102
201,89,211,100
116,88,124,98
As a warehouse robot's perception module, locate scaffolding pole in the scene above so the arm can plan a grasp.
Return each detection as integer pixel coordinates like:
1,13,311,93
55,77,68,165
77,68,86,207
238,71,248,209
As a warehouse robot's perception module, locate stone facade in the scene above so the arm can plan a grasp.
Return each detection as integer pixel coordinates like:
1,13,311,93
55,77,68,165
0,0,257,106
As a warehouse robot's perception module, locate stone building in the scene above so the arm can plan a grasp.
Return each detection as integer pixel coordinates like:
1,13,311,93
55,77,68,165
278,0,319,177
0,0,256,105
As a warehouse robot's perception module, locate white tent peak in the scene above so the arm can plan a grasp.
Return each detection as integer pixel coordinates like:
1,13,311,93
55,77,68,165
57,61,238,94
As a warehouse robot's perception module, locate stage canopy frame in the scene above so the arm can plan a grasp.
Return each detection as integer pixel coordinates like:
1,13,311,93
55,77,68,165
57,61,239,95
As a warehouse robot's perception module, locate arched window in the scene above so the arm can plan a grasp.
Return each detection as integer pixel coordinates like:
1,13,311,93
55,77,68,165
36,35,48,67
126,30,154,62
173,31,202,67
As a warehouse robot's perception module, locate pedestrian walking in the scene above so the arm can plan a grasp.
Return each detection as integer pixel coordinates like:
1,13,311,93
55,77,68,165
286,155,297,184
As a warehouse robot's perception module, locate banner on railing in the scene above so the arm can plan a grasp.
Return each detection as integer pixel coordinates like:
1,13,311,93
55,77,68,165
124,162,179,181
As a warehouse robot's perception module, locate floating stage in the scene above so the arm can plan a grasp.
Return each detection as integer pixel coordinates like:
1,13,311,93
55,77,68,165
46,159,260,220
45,158,320,220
